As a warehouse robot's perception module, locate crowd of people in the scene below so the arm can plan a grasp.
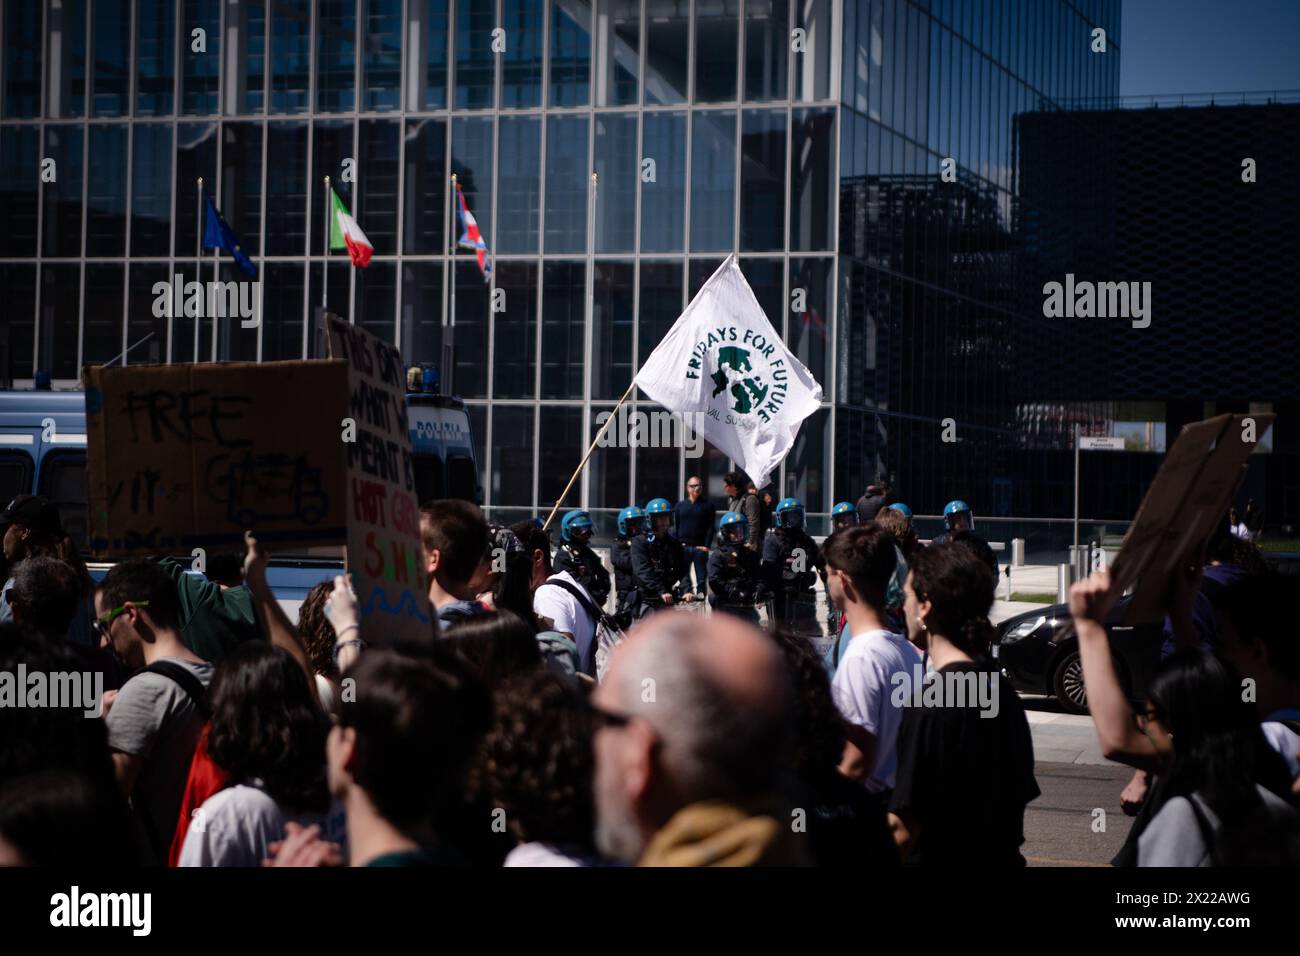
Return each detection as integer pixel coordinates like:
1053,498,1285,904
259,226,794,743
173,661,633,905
0,473,1298,868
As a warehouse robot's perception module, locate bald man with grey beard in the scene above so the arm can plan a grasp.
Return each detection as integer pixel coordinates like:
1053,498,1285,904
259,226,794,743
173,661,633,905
590,611,809,866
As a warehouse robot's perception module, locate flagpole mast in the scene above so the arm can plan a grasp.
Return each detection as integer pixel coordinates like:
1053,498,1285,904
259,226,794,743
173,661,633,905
193,177,202,363
322,175,331,315
210,194,219,362
543,379,636,532
448,173,457,396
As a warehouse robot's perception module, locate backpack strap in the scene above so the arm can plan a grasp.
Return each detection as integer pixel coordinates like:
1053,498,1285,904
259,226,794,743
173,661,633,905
129,660,211,720
540,577,608,628
1185,794,1222,867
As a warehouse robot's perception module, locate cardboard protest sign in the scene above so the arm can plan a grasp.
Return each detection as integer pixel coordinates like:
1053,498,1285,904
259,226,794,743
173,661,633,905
1108,412,1274,624
326,316,432,646
83,361,350,557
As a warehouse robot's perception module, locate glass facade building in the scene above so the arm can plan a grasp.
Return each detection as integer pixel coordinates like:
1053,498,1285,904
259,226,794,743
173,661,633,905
0,0,1120,525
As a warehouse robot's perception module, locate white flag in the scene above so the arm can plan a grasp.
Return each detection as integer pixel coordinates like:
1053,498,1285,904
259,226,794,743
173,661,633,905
634,255,823,489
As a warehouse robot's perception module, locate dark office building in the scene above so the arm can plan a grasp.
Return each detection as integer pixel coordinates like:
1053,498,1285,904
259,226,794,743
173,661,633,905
0,0,1121,527
1015,99,1300,524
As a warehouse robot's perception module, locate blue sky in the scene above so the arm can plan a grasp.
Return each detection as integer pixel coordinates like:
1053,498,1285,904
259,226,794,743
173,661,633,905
1120,0,1300,96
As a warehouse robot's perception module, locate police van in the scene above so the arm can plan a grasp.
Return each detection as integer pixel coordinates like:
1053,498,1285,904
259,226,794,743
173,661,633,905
0,366,481,611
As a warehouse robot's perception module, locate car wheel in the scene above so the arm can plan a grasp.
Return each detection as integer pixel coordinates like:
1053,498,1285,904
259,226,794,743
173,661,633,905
1051,651,1088,715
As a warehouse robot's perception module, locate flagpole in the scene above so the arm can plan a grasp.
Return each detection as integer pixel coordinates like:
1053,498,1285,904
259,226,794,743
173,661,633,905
192,177,202,363
447,173,457,395
543,378,636,532
210,217,219,362
322,175,331,314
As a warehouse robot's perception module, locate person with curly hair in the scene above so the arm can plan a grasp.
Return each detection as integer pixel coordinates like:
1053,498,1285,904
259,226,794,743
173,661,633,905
767,628,899,868
297,580,341,715
179,643,339,867
479,671,604,867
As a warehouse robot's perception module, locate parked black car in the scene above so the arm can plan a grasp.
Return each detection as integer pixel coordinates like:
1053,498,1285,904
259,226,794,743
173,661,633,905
993,596,1163,715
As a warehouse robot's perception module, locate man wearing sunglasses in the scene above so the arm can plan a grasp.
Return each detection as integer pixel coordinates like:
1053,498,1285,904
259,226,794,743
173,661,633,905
96,558,213,866
590,611,808,866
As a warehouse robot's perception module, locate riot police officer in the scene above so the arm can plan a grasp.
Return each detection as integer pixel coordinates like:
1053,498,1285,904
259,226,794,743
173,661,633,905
553,509,612,609
830,501,859,532
707,512,764,623
611,505,645,627
761,497,826,641
932,499,997,573
629,498,691,619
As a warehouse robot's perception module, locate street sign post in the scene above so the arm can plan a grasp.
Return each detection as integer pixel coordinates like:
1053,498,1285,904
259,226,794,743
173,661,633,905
1074,431,1126,553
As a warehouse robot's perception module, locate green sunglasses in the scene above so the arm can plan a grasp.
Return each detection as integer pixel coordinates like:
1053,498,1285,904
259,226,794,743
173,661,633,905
93,601,149,635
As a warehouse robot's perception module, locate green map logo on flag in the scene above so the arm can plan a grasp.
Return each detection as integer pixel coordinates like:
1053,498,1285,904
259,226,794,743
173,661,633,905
685,327,790,424
710,346,767,415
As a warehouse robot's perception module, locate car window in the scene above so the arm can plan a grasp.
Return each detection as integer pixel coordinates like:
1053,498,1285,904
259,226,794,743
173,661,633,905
38,451,88,550
413,453,444,503
0,451,34,505
447,454,477,503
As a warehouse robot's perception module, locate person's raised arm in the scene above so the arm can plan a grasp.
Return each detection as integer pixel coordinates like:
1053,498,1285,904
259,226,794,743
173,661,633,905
1069,570,1159,771
326,575,364,673
242,532,315,691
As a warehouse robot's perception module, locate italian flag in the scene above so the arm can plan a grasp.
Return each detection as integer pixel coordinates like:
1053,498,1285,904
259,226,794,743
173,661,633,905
329,187,373,268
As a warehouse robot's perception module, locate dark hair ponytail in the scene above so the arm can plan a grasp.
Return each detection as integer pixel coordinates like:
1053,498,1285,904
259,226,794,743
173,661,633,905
908,542,997,659
957,615,997,659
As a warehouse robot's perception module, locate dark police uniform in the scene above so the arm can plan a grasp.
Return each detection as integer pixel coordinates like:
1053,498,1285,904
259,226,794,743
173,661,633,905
629,530,688,619
707,538,764,623
761,527,826,636
553,540,612,609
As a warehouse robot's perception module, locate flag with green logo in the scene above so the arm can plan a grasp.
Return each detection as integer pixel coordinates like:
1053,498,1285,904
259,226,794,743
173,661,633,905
633,255,823,489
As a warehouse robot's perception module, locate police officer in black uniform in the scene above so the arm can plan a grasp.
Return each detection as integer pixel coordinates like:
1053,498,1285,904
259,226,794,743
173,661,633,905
552,509,611,608
761,496,826,639
629,498,691,620
708,511,765,624
610,505,645,628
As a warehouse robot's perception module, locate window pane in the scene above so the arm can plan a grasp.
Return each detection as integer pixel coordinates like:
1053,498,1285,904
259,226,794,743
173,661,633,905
220,123,264,255
592,261,634,399
46,0,87,118
135,0,175,116
636,261,683,379
689,111,735,251
230,0,266,114
131,124,173,257
594,113,636,253
491,406,535,508
271,0,311,113
317,0,357,112
595,0,638,107
793,0,833,101
311,120,354,256
39,265,80,380
419,0,450,109
262,262,306,360
549,0,591,107
740,109,785,252
791,107,833,250
363,0,402,111
265,122,308,254
694,0,739,103
493,262,537,399
450,260,489,397
744,0,788,102
455,0,495,109
359,119,400,255
640,112,685,252
738,258,783,333
496,116,540,254
4,1,42,117
0,127,37,256
400,261,442,365
403,118,447,254
588,408,631,511
645,9,688,105
635,430,678,505
539,406,583,512
785,407,828,511
451,116,493,254
86,125,128,256
500,0,544,108
688,257,724,297
789,257,831,387
308,261,350,328
182,0,221,114
212,260,259,363
355,261,397,344
92,0,131,116
83,265,124,367
42,126,83,258
2,264,37,378
125,263,169,364
175,123,217,258
541,262,585,400
544,115,588,254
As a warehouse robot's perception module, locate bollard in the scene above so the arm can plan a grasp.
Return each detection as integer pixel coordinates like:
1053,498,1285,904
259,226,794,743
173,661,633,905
1057,563,1075,604
1011,537,1025,567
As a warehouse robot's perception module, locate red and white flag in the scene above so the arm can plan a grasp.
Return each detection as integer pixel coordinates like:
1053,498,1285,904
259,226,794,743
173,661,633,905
329,187,373,268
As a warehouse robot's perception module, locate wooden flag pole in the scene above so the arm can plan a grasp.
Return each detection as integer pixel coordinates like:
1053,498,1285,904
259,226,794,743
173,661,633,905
542,378,636,531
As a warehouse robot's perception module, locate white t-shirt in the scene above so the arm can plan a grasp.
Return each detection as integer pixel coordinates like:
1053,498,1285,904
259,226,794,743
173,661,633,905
1263,709,1300,781
534,572,596,673
503,842,594,867
178,783,344,867
830,628,922,794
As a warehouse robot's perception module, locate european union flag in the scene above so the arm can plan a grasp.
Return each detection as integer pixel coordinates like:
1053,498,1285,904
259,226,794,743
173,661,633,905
202,197,257,277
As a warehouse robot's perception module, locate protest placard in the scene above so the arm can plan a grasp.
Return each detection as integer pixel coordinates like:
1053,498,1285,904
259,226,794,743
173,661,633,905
84,361,350,557
326,315,432,646
1109,412,1274,624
